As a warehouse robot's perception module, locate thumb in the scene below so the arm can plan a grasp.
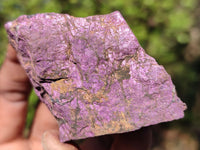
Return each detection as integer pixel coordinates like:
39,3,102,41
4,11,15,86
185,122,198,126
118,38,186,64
42,130,78,150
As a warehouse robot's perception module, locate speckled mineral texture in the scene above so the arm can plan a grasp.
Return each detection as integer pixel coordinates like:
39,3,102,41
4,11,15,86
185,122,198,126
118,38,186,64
5,11,186,142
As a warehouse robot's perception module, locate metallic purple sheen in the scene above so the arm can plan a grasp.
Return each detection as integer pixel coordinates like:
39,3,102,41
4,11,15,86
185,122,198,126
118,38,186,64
5,11,186,142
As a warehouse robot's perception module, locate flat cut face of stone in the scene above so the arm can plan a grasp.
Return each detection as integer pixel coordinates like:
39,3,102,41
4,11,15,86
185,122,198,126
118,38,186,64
5,11,186,142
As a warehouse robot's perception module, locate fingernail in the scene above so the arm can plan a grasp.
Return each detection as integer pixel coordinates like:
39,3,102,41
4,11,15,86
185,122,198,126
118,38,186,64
42,130,61,150
42,130,78,150
42,131,52,150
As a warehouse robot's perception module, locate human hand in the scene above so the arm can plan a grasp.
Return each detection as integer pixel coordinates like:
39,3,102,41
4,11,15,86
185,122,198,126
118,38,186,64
0,45,152,150
0,45,76,150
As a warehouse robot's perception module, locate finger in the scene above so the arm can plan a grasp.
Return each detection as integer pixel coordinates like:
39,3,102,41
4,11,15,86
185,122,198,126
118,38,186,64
42,130,78,150
29,102,58,149
0,138,28,150
111,127,152,150
0,44,31,102
0,45,31,143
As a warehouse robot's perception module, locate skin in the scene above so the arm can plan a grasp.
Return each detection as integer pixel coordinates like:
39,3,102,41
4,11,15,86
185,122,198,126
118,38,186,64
0,45,152,150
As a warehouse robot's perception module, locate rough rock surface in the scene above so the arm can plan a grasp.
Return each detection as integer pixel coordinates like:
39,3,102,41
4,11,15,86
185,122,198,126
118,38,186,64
5,11,186,142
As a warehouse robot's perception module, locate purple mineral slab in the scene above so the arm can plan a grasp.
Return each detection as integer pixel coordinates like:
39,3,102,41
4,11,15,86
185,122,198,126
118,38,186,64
5,11,186,142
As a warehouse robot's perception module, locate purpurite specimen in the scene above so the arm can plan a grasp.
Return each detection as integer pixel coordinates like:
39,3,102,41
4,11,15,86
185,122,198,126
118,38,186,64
5,11,186,142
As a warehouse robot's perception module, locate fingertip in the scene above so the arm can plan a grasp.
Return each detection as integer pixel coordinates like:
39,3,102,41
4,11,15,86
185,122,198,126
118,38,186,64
42,130,59,150
42,130,78,150
6,44,18,63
